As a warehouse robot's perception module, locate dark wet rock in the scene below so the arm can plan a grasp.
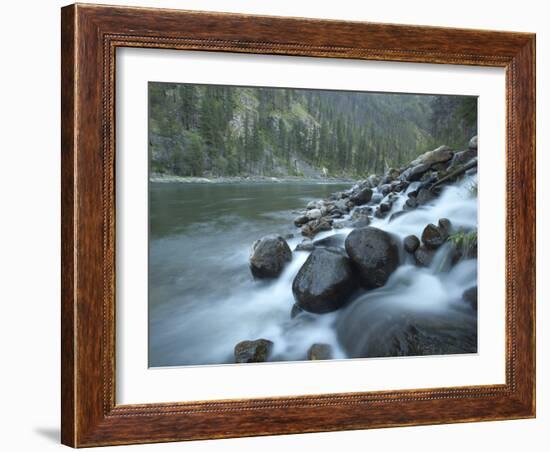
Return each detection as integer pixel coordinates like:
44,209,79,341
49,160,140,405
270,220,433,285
292,248,358,314
344,227,400,289
374,208,384,219
462,286,478,310
469,135,478,149
416,188,436,205
403,197,418,210
438,218,452,235
249,236,292,278
431,162,448,172
307,343,333,360
432,185,444,196
293,214,309,227
295,238,314,252
380,201,392,213
448,148,477,170
401,163,431,182
313,234,347,249
414,245,436,267
337,306,477,359
379,184,392,196
375,203,392,218
391,180,407,192
234,339,274,363
403,235,420,254
383,323,477,357
420,171,438,184
421,223,449,249
301,218,333,238
350,186,373,206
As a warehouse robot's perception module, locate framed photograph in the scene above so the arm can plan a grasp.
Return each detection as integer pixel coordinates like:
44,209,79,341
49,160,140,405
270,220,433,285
61,3,536,447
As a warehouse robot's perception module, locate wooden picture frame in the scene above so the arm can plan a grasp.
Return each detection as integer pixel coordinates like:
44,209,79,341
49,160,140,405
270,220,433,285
61,3,536,447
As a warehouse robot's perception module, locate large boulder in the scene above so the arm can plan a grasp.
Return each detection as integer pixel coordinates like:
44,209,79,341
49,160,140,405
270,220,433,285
469,135,478,149
234,339,274,363
344,227,400,289
313,233,347,249
337,312,477,359
249,235,292,278
292,248,358,314
409,145,454,167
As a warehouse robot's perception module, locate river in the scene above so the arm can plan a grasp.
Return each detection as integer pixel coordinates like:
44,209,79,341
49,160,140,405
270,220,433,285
148,178,478,367
148,181,351,367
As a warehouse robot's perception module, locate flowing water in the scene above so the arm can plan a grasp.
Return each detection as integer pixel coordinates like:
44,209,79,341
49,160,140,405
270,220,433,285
148,178,477,367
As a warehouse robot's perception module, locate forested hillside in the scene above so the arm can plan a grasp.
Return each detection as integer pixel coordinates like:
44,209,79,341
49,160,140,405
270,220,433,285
149,83,476,178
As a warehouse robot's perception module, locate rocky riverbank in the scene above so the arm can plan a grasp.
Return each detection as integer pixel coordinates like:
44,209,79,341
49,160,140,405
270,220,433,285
236,136,479,363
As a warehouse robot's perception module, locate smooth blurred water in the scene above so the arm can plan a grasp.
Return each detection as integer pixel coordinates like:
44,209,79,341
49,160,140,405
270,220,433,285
148,182,350,367
148,178,478,367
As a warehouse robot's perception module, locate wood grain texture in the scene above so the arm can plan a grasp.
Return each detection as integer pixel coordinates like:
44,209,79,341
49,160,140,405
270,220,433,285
60,3,536,447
